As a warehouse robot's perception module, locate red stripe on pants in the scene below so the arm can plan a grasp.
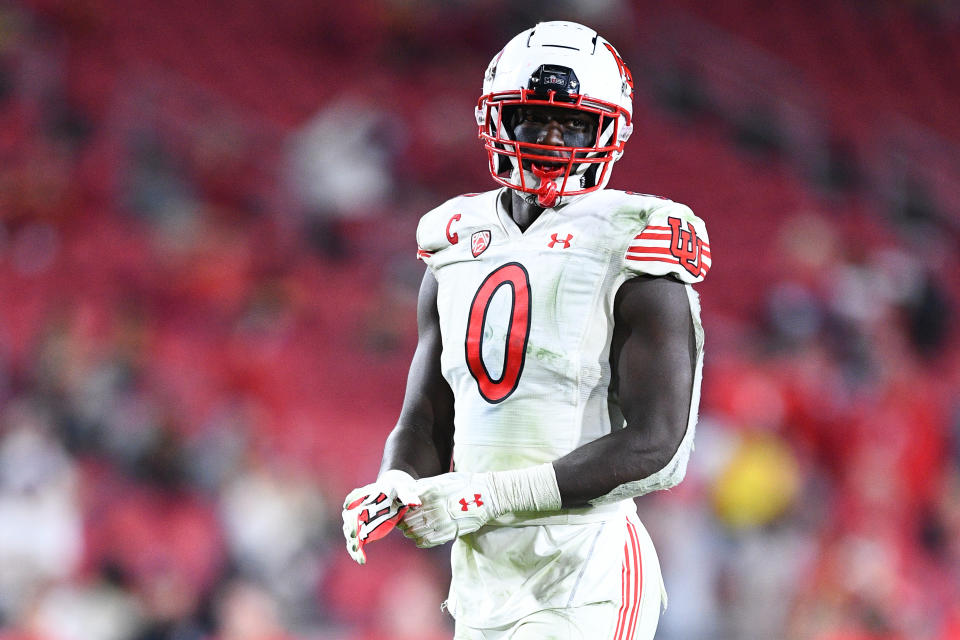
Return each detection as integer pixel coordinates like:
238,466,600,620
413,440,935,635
625,520,644,639
613,518,644,639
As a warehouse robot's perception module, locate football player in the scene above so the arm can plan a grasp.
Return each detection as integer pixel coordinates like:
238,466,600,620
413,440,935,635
342,20,710,639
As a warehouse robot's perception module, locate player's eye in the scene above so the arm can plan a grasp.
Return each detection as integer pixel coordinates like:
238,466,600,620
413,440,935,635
523,111,550,124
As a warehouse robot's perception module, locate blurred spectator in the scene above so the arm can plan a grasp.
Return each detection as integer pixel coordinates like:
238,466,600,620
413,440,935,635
0,401,82,624
26,574,144,640
211,580,292,640
218,455,328,623
285,96,405,258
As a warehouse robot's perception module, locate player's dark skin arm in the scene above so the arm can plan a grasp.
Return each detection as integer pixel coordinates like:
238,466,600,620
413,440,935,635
378,270,456,479
552,274,697,507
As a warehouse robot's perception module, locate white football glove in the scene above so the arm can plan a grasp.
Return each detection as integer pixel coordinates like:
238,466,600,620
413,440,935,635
399,471,502,548
341,470,421,564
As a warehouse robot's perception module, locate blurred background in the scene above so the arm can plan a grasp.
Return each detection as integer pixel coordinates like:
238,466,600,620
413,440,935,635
0,0,957,638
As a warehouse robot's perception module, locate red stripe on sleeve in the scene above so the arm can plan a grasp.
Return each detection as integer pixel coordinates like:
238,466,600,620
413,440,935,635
629,245,712,260
633,232,672,241
625,255,681,265
627,246,674,256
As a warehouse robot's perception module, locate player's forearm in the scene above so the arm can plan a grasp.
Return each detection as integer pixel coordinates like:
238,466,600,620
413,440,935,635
552,419,688,507
379,422,450,480
399,428,689,549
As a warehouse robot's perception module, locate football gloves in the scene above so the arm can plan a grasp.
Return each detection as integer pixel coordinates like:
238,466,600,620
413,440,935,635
400,463,562,548
341,469,421,565
399,471,503,548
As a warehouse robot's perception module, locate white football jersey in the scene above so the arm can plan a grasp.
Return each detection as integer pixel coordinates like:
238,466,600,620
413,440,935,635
416,187,710,626
417,187,709,493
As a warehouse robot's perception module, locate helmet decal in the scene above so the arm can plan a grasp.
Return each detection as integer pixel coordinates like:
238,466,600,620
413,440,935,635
527,64,580,100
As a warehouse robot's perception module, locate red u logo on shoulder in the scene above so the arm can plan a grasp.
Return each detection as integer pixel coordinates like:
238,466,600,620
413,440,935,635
667,217,704,276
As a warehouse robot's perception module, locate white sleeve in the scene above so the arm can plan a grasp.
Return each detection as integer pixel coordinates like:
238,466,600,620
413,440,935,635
415,203,450,270
621,203,711,283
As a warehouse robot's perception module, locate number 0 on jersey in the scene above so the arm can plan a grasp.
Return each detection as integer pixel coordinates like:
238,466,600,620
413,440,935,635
464,263,531,403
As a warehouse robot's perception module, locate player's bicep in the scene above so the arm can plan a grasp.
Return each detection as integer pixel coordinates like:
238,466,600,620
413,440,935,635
401,269,454,430
382,270,455,477
612,275,695,460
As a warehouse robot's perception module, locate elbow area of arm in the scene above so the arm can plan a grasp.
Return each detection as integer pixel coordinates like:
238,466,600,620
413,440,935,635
583,425,692,507
623,420,690,484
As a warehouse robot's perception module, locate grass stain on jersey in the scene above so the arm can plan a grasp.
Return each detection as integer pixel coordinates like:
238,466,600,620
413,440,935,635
529,344,564,364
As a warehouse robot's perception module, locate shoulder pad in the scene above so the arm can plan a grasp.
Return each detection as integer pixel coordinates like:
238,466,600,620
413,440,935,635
618,197,711,284
416,191,496,266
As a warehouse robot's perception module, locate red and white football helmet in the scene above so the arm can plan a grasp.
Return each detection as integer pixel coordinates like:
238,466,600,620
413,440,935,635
476,21,634,208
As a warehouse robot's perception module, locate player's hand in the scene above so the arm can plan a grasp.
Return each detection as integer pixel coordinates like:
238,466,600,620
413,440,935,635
399,472,503,548
342,470,421,565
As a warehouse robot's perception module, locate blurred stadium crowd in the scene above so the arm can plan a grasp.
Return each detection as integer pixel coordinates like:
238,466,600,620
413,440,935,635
0,0,958,639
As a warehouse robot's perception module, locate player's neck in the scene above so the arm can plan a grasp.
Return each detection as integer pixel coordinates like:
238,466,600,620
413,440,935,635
506,190,545,233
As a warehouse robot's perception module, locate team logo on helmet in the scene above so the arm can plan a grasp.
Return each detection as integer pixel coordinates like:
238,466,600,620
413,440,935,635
471,230,491,257
528,64,580,99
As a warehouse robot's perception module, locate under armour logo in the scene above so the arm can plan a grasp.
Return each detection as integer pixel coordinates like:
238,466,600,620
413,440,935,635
548,233,572,249
459,494,484,511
